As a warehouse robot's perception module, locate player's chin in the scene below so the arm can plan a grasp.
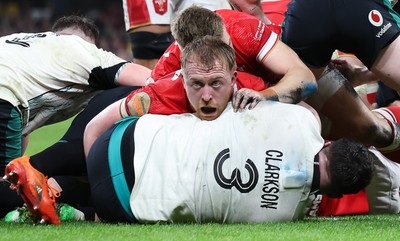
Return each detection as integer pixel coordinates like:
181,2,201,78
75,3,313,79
200,107,218,121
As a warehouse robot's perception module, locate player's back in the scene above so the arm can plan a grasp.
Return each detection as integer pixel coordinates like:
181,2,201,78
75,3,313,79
130,101,324,223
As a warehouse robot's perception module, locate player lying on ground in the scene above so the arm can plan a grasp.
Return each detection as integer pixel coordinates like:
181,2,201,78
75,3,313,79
3,36,374,224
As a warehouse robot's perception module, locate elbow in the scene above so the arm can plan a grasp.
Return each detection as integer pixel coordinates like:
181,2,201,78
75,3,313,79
300,69,318,99
288,80,318,104
303,81,318,98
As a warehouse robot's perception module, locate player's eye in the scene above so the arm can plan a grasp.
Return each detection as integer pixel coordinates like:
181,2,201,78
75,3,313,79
211,80,222,88
192,81,203,89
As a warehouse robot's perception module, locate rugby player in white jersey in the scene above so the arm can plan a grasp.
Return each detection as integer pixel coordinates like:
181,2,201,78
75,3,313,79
0,15,151,218
3,36,374,224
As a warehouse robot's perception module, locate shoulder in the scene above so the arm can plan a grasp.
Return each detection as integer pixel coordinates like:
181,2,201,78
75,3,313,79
216,9,266,25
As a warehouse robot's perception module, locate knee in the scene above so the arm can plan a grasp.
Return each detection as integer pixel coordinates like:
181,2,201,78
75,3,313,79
356,118,392,147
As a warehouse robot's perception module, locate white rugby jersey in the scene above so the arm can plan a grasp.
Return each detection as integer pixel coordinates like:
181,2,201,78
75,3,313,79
0,32,127,135
130,101,324,223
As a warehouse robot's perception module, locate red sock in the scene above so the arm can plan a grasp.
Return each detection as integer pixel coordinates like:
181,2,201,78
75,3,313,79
375,106,400,122
373,106,400,163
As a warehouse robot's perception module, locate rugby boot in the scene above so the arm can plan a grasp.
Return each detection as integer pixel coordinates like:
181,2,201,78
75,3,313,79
3,204,33,223
3,156,61,224
5,203,85,223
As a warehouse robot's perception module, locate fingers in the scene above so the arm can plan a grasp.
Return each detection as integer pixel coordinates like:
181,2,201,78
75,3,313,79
331,58,345,64
238,94,251,111
233,89,262,112
331,59,346,70
249,97,261,110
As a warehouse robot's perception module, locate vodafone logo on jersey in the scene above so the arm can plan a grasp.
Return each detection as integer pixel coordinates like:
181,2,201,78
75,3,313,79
153,0,168,15
368,10,383,27
368,10,393,38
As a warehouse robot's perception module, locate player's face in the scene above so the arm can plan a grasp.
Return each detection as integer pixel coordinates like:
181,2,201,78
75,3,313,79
182,57,236,121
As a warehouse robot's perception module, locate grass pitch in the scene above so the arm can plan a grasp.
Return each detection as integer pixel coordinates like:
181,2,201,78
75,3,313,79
2,119,400,240
1,215,400,241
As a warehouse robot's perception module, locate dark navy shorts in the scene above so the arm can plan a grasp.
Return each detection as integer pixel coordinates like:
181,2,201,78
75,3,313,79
129,31,174,59
86,117,138,223
281,0,400,68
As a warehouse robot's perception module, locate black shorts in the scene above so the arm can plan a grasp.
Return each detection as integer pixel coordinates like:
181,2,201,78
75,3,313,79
281,0,400,68
129,31,174,59
30,86,140,177
375,81,400,107
86,117,138,223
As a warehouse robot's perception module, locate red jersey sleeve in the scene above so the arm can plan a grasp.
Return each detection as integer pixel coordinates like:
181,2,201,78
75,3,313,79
125,71,192,115
150,42,181,81
216,10,279,84
236,71,267,91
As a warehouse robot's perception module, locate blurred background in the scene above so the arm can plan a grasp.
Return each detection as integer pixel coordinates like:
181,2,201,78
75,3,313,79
0,0,133,60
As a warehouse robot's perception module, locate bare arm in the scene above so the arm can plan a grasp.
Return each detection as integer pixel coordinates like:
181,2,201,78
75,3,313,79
260,41,317,103
22,135,29,154
116,62,152,86
83,99,122,157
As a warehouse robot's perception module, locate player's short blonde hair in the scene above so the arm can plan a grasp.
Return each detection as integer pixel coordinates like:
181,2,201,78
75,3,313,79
171,5,225,48
181,35,236,73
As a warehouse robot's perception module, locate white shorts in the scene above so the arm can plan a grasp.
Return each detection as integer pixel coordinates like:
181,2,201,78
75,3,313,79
366,147,400,214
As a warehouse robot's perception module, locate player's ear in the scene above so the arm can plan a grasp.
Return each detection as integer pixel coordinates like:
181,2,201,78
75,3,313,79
231,71,237,85
182,77,187,90
180,70,187,89
323,141,332,148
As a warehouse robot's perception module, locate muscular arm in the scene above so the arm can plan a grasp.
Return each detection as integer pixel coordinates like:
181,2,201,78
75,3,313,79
261,41,317,103
115,62,152,86
83,100,122,157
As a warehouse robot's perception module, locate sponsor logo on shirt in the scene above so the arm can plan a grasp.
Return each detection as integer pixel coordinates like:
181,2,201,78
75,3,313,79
153,0,168,15
376,22,392,38
368,10,392,38
254,21,265,41
369,10,383,27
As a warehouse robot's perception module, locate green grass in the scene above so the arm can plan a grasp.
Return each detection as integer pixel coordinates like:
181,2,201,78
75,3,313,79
24,118,74,156
3,120,400,240
1,215,400,241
